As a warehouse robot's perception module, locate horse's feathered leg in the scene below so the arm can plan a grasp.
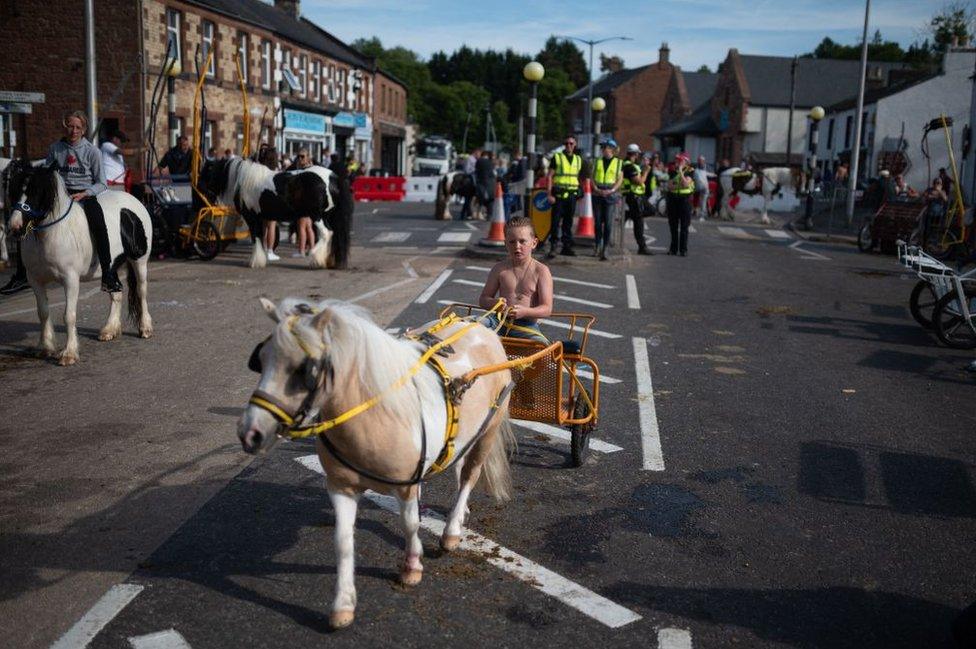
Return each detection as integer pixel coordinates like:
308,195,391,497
398,492,424,586
59,275,81,365
132,260,153,338
32,281,56,358
328,487,359,629
98,291,123,341
308,221,332,269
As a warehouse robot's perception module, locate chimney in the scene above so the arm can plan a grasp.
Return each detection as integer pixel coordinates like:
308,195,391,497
274,0,300,19
659,42,670,65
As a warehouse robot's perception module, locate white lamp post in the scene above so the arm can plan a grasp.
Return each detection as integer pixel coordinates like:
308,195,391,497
591,96,606,157
523,61,545,195
804,105,826,230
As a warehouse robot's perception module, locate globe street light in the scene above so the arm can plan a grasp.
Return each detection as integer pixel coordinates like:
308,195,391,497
591,96,606,157
523,61,545,198
803,105,825,230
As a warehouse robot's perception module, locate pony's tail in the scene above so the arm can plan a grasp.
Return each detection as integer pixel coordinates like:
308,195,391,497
481,412,516,502
435,175,449,220
329,171,353,269
125,264,141,324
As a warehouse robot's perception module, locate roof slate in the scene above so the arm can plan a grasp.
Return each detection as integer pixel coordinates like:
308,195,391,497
655,103,719,137
567,65,650,100
681,71,719,109
738,55,908,107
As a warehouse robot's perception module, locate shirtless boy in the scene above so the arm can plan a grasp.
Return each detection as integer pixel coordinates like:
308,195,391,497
478,216,553,342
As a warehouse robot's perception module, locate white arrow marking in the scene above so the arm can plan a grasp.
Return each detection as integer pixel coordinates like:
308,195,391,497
51,584,144,649
512,419,623,453
128,629,192,649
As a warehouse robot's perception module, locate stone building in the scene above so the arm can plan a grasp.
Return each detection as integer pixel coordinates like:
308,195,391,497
0,0,407,179
655,69,719,164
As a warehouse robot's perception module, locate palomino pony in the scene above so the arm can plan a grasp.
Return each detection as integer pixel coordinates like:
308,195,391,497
434,171,482,220
8,163,153,365
718,166,800,224
199,158,353,269
238,298,515,629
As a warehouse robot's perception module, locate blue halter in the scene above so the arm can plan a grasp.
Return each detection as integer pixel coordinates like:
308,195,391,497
16,198,75,232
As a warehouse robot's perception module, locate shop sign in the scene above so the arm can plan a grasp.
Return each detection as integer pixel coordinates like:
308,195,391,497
284,108,326,135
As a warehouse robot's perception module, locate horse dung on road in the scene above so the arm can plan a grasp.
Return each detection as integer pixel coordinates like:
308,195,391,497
8,163,154,365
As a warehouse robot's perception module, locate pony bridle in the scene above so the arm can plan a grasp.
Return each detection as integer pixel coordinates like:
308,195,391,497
247,315,331,434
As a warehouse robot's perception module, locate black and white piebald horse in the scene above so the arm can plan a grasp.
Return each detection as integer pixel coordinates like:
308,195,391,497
718,166,800,224
8,163,154,365
434,171,483,221
199,157,353,269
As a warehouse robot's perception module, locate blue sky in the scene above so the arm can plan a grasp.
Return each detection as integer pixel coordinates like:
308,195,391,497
302,0,957,72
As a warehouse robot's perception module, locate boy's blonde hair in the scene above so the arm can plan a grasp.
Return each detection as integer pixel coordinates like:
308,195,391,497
504,216,536,236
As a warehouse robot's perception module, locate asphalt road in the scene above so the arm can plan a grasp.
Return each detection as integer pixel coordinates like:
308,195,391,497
1,201,974,649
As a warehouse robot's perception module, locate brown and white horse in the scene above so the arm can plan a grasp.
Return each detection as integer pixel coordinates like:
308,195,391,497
237,298,515,628
434,171,483,220
718,166,801,224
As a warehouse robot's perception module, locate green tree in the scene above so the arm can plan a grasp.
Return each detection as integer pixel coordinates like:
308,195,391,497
600,53,625,73
696,64,712,73
535,68,576,144
928,2,975,51
536,37,589,88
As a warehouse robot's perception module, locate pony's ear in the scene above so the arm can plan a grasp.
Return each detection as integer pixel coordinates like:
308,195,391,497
311,308,332,334
259,297,279,322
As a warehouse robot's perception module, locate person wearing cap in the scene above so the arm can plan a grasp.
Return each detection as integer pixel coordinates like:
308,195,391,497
592,139,622,260
546,135,584,257
667,152,695,256
623,144,652,255
101,130,128,188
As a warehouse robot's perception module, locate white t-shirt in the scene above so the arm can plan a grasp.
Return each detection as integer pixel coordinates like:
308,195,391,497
100,141,126,183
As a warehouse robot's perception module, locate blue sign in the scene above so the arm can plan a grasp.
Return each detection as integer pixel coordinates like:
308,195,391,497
533,190,552,211
284,108,326,135
334,111,368,129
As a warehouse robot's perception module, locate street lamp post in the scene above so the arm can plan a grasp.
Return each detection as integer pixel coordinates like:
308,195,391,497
559,35,631,157
523,61,545,213
803,105,825,231
591,96,606,157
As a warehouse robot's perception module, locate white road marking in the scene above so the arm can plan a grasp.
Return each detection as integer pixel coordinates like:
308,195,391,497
385,327,402,334
416,270,453,303
540,317,620,339
438,232,472,243
626,274,640,310
633,337,664,471
688,225,697,233
50,583,144,649
512,419,623,453
568,366,622,385
717,226,756,239
349,278,416,304
463,222,479,231
401,259,419,278
449,280,612,309
765,229,791,239
658,627,693,649
644,236,657,245
788,240,830,260
372,231,411,243
464,266,615,289
295,456,641,628
129,629,192,649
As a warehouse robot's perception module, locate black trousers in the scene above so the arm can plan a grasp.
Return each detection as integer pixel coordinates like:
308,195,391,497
592,195,613,249
667,193,692,254
548,193,576,251
624,193,646,250
77,195,116,279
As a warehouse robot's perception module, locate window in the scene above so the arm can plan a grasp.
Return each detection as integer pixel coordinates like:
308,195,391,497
202,21,215,77
171,116,185,145
261,40,271,89
203,120,215,155
826,118,834,149
337,68,345,107
299,54,307,97
165,9,181,66
844,115,853,148
312,60,320,101
237,32,249,82
326,64,336,103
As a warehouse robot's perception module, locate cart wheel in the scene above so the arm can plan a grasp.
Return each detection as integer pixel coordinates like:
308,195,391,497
192,221,220,261
933,286,976,349
570,391,595,468
857,222,874,252
655,195,667,218
909,280,939,329
149,206,171,259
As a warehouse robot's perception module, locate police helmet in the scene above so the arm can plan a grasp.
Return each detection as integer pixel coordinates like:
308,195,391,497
626,143,641,154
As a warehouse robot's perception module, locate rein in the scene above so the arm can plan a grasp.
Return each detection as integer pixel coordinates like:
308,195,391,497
17,198,75,234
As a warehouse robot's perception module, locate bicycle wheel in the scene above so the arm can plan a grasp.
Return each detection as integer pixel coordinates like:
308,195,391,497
933,287,976,349
857,222,874,252
192,221,220,261
569,390,595,468
909,280,939,329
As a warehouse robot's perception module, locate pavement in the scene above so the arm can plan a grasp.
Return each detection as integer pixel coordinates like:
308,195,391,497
1,201,974,649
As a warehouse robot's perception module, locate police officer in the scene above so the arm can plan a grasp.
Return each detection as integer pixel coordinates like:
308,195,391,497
667,152,695,256
623,144,652,256
591,139,622,260
546,135,583,258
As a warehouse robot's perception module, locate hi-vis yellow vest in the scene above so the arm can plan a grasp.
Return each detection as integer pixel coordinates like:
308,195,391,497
669,170,694,195
552,152,582,191
622,161,646,195
593,157,621,187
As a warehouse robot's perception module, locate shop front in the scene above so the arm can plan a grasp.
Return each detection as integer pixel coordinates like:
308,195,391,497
334,111,371,169
376,122,406,175
282,107,329,164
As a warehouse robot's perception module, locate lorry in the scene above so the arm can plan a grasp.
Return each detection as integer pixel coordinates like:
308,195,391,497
411,136,455,176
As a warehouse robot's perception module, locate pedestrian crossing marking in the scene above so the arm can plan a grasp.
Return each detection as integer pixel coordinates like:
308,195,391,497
451,280,613,309
436,300,622,338
464,266,615,289
688,225,697,233
438,232,472,243
765,229,791,239
372,231,411,243
717,226,757,239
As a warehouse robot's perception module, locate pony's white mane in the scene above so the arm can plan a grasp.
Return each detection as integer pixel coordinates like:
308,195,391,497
227,158,276,212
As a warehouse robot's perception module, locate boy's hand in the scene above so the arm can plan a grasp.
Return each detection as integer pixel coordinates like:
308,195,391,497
508,304,521,319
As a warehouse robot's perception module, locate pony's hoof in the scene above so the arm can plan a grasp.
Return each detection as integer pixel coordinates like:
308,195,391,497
98,330,120,341
37,348,56,359
440,535,461,552
400,568,423,586
329,609,355,629
139,327,153,339
58,352,78,366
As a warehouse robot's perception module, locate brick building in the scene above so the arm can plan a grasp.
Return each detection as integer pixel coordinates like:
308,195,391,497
567,43,676,154
655,69,719,163
0,0,407,179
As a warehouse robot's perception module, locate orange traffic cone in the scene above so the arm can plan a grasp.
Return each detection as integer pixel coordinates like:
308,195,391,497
479,181,507,247
574,178,595,240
